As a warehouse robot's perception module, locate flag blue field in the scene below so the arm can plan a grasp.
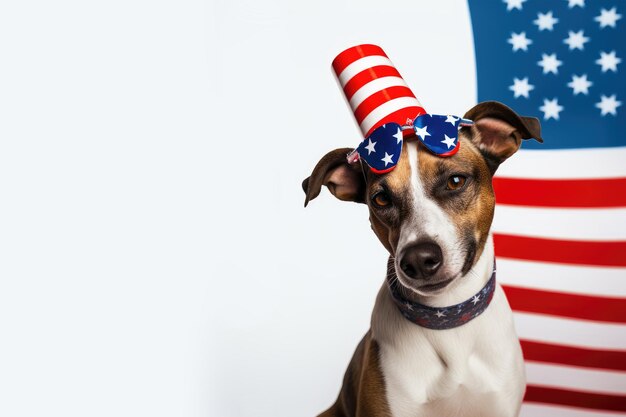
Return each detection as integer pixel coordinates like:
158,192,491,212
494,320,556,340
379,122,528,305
468,0,626,415
469,0,624,149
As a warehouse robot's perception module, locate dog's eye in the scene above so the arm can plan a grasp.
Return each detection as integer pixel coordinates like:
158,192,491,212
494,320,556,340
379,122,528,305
372,192,391,208
446,175,467,191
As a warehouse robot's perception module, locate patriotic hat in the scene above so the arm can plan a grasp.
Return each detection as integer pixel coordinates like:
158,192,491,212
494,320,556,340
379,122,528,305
332,44,472,173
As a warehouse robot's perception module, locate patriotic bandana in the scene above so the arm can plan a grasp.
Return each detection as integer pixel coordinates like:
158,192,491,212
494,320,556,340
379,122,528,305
351,114,474,174
387,262,497,330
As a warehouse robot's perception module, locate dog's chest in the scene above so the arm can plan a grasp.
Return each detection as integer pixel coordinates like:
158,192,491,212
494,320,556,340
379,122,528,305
373,286,525,417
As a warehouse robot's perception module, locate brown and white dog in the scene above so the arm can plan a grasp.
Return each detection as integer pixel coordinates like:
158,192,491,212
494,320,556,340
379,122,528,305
302,101,542,417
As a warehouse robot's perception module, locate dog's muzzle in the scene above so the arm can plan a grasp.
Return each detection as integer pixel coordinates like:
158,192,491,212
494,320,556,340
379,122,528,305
399,241,443,281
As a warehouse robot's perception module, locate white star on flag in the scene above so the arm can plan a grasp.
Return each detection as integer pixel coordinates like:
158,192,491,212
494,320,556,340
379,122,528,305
503,0,526,11
393,128,403,144
364,138,377,155
405,301,414,311
538,53,563,74
567,74,592,95
596,50,622,72
534,11,558,31
381,152,394,166
539,97,564,120
509,77,535,98
563,30,589,50
508,32,532,51
471,295,481,305
567,0,585,8
414,125,430,140
441,135,456,149
435,311,446,318
445,115,458,125
595,7,622,28
595,94,622,116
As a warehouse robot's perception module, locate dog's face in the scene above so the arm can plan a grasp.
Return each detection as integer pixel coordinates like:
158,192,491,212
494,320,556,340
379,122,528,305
303,102,542,296
364,135,495,295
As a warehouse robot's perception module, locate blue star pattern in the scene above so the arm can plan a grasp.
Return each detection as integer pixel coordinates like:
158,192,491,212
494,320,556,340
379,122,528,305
468,0,625,149
413,114,470,156
355,123,404,173
354,115,472,173
387,265,497,330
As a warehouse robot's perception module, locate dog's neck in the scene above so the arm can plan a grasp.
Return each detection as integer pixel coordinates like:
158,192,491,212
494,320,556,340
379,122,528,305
388,235,495,309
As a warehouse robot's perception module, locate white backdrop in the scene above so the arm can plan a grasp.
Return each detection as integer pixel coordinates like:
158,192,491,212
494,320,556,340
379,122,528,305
0,1,475,416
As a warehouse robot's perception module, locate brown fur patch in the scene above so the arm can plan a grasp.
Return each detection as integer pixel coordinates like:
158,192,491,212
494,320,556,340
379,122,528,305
383,143,411,192
365,144,412,256
318,332,390,417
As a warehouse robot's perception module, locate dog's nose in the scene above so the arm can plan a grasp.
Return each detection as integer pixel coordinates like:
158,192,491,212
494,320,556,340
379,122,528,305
399,242,443,280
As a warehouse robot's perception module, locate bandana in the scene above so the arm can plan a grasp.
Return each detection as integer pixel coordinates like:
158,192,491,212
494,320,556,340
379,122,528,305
350,114,473,174
387,263,497,330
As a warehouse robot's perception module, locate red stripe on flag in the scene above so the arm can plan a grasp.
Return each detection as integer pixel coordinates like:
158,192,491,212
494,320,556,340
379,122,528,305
342,65,402,100
493,234,626,267
520,340,626,371
503,285,626,323
494,177,626,208
353,86,417,124
525,385,626,412
332,44,387,75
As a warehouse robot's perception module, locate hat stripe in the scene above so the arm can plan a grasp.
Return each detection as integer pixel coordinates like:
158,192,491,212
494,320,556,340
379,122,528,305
337,55,393,85
331,44,388,75
354,85,417,125
360,98,423,137
333,44,425,138
349,76,408,109
342,65,402,100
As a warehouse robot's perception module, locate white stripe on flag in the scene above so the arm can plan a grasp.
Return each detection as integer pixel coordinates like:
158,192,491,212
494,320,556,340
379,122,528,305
520,403,626,417
359,97,420,136
496,146,626,179
514,312,626,350
337,55,394,85
498,259,626,297
493,206,626,241
349,76,409,109
525,361,626,396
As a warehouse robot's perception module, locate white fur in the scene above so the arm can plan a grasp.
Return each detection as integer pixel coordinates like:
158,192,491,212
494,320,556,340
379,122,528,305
401,142,461,271
398,142,477,303
372,142,526,417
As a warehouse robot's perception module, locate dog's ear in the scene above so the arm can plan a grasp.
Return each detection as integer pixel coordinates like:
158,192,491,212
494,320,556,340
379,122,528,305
302,148,366,207
461,101,543,173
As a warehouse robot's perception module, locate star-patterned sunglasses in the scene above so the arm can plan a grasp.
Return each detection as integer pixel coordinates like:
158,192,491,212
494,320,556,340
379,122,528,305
349,114,473,174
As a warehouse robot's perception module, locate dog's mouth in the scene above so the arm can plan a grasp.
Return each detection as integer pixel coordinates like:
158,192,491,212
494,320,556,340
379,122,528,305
417,278,453,292
392,260,460,296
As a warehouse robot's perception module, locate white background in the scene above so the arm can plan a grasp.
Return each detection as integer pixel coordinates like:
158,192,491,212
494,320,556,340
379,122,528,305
0,1,476,416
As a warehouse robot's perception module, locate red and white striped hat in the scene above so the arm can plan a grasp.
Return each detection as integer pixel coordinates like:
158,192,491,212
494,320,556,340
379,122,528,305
332,44,427,138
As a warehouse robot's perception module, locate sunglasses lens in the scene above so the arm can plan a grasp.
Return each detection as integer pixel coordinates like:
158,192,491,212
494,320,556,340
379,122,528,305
413,114,461,157
356,123,404,172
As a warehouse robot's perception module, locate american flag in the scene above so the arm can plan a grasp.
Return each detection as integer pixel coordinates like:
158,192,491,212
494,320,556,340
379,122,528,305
467,0,626,415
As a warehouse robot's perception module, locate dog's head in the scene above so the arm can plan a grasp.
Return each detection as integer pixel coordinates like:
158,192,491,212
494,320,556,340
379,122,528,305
303,101,542,296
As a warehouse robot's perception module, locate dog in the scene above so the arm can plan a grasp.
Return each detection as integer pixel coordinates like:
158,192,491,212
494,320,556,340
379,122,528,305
302,101,542,417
